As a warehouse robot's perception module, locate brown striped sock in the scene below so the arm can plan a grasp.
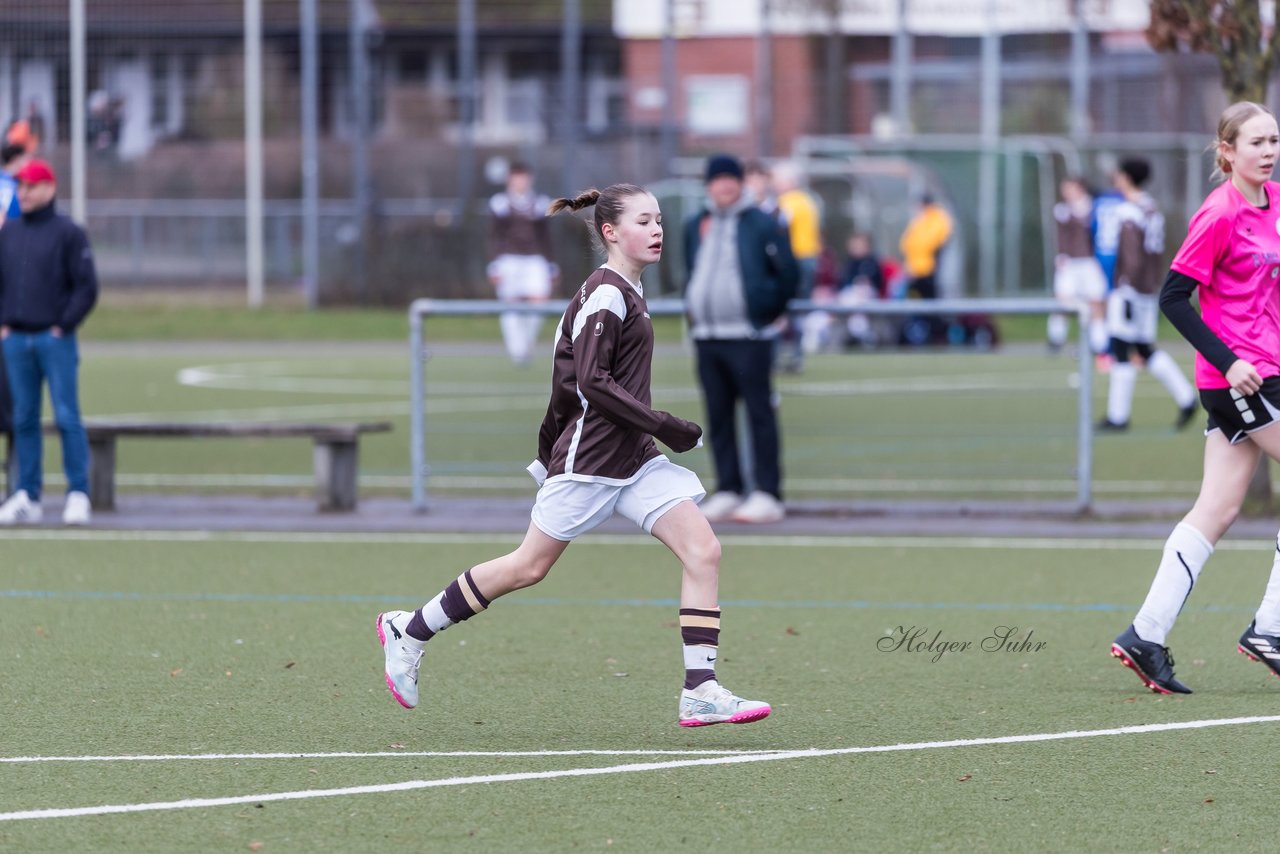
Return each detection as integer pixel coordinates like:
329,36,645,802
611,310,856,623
680,607,721,690
405,570,490,642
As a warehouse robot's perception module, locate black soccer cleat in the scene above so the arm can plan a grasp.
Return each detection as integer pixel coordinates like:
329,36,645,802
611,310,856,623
1096,418,1130,433
1237,621,1280,681
1111,624,1192,694
1175,403,1198,431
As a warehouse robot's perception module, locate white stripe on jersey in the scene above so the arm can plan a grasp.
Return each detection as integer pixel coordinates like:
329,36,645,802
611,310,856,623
564,387,589,475
571,284,627,341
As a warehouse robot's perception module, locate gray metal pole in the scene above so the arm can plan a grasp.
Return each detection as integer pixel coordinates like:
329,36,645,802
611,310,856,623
457,0,478,282
977,1,999,296
890,0,910,135
1070,0,1090,141
1076,303,1094,513
659,0,677,175
560,0,581,192
1001,145,1021,295
349,0,371,302
245,0,265,308
756,0,772,157
69,0,86,225
410,302,427,512
300,0,321,309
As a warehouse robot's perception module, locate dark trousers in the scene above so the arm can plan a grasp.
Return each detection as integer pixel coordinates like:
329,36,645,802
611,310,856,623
694,338,781,499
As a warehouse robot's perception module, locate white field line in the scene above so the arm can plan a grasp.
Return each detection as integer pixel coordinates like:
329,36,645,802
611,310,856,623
2,716,1277,823
0,749,781,764
5,529,1277,552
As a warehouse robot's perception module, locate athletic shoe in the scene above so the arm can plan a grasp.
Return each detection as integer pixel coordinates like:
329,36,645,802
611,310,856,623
1110,624,1192,694
62,491,91,526
377,610,425,709
0,490,42,525
1175,403,1198,431
1237,621,1280,680
730,491,786,524
1096,418,1129,433
698,491,742,522
678,681,772,727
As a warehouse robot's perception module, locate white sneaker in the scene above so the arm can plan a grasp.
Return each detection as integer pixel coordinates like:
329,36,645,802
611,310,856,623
698,491,742,522
0,490,42,525
377,610,425,709
62,491,91,526
678,681,772,727
730,491,786,524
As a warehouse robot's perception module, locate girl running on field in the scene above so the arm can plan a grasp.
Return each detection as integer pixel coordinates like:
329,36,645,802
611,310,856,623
378,183,772,727
1112,102,1280,693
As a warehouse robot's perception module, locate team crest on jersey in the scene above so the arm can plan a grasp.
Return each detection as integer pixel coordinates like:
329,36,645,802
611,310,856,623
594,321,604,336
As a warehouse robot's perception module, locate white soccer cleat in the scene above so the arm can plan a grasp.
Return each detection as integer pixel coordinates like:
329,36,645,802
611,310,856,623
678,681,771,727
377,610,425,709
62,491,91,526
0,490,42,525
729,491,785,524
698,491,742,522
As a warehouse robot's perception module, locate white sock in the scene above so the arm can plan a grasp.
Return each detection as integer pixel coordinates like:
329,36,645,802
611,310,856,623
1089,320,1109,355
1254,533,1280,635
500,313,528,362
1133,523,1214,644
1147,349,1196,408
1047,314,1068,347
523,313,544,359
1107,362,1137,423
421,592,455,634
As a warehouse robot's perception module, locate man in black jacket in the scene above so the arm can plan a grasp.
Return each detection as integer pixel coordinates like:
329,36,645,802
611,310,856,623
0,159,98,525
684,154,799,524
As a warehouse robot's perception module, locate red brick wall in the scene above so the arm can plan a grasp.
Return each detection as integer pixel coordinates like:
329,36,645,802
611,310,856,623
623,34,815,159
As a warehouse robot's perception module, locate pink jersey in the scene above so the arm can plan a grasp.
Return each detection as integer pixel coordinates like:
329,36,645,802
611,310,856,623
1170,181,1280,389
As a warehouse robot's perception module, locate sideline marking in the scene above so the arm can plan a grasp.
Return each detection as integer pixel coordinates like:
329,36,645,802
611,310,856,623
0,749,782,765
2,529,1275,552
2,716,1277,822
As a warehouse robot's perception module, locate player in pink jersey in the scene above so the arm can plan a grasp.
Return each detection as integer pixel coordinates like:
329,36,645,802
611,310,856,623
1112,102,1280,694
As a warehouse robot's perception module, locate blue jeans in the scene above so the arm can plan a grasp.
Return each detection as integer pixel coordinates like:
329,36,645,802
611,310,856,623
2,330,89,499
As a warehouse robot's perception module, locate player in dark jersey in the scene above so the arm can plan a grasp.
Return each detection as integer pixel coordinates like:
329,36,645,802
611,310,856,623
378,183,771,727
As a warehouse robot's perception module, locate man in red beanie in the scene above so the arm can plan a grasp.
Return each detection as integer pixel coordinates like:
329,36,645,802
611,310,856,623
0,159,99,525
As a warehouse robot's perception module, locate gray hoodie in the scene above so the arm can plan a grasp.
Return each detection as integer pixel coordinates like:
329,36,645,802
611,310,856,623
686,195,756,339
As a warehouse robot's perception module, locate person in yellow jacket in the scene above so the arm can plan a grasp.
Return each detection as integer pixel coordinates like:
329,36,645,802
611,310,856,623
773,162,822,372
899,193,952,300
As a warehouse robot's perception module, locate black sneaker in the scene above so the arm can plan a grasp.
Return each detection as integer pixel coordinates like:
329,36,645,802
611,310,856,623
1237,621,1280,681
1175,403,1198,431
1110,624,1192,694
1096,418,1130,433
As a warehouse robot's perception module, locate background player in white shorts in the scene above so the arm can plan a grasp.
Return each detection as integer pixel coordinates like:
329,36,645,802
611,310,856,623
379,183,771,728
1048,176,1109,356
1097,157,1197,431
487,162,557,364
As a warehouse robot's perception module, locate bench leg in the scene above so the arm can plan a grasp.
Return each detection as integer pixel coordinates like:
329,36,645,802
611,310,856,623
4,432,14,498
314,439,358,512
89,435,117,511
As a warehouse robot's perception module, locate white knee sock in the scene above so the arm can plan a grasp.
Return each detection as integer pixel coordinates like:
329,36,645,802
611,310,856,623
1133,523,1214,644
523,313,544,360
1254,533,1280,635
1107,362,1137,424
1089,319,1109,355
1147,350,1196,408
500,313,528,362
1047,314,1068,348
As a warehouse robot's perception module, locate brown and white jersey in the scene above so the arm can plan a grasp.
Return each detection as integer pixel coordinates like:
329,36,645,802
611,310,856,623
1054,200,1094,259
528,266,700,485
488,191,554,262
1115,193,1165,295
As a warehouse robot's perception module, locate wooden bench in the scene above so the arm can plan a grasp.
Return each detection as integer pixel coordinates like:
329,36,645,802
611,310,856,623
29,420,392,512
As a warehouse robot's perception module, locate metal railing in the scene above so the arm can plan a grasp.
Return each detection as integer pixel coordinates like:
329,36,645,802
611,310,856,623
407,297,1089,514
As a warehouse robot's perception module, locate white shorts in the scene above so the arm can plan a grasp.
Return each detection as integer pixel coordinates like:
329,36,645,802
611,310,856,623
1106,284,1159,344
530,456,706,541
492,254,552,301
1053,257,1108,304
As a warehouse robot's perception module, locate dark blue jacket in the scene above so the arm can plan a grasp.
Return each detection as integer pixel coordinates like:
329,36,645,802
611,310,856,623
683,205,799,330
0,200,98,333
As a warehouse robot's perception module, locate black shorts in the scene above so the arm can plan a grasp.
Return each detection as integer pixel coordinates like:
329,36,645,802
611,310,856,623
1200,376,1280,444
